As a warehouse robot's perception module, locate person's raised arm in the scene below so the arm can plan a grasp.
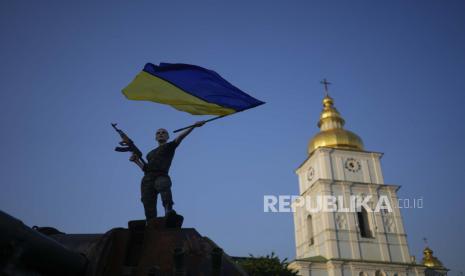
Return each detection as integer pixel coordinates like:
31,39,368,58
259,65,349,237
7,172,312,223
174,121,205,145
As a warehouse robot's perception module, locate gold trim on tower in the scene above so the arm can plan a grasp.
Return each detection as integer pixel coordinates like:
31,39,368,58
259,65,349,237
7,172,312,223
308,93,364,155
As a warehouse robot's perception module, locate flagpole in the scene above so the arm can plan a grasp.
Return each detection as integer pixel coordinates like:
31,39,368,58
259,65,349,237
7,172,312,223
173,102,265,133
173,115,227,133
172,102,265,133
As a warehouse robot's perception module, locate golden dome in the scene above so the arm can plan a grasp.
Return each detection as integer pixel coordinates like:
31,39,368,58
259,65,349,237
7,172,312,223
308,95,364,154
422,247,444,268
309,128,364,153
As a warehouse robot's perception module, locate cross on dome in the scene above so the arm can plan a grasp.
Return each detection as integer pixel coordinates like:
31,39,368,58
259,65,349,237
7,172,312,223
320,78,332,97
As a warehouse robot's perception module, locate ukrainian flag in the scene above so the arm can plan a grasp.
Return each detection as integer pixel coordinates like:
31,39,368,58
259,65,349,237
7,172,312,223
122,63,264,115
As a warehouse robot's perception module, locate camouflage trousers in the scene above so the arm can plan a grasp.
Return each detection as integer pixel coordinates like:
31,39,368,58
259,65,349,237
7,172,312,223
140,174,174,220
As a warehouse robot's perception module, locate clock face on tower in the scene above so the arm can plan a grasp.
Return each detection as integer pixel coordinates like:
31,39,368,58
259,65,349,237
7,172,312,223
344,158,361,172
307,166,315,181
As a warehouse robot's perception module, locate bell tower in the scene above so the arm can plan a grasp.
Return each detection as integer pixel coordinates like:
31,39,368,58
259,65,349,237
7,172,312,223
290,82,427,276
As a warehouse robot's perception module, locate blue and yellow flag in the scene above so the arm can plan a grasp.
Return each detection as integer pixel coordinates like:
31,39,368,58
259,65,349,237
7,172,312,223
122,63,264,115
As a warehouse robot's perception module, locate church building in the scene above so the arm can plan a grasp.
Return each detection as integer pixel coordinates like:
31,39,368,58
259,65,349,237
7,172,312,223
289,81,447,276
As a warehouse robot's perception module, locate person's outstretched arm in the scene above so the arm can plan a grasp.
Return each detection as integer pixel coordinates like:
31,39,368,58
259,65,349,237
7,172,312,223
174,121,205,145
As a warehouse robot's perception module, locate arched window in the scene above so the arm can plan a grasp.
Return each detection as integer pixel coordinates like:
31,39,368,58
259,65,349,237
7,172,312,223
359,271,368,276
307,215,314,245
357,207,372,238
375,270,386,276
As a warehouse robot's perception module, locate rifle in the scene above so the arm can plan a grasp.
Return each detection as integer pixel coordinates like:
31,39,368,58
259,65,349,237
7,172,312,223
111,123,146,170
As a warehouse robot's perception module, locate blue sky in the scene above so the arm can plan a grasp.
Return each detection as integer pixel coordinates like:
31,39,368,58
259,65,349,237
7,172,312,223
1,0,464,273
